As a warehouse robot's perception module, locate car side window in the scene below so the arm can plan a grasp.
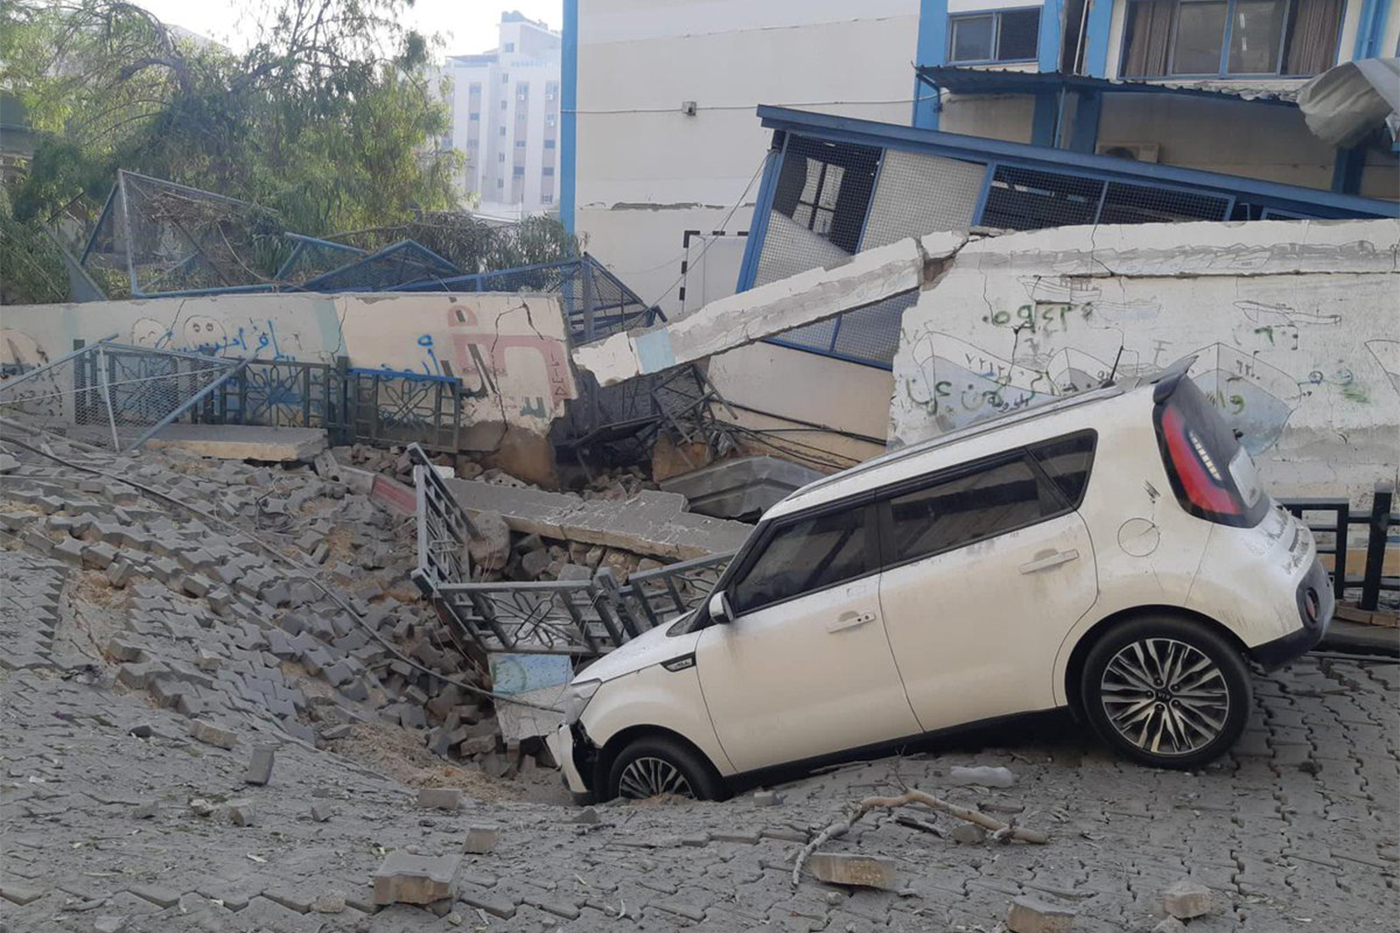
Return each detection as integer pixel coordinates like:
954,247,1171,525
730,506,869,615
1028,431,1097,507
886,456,1061,564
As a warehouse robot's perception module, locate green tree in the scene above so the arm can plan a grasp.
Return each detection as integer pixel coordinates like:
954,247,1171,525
2,0,461,252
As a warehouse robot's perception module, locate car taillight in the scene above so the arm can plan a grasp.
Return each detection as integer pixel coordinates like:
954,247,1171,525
1160,406,1244,518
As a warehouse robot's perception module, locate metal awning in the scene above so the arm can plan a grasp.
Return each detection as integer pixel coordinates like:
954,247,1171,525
916,66,1300,106
1297,58,1400,148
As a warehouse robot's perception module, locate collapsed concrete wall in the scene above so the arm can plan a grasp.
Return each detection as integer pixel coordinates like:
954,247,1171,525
0,292,576,454
889,219,1400,499
572,232,965,386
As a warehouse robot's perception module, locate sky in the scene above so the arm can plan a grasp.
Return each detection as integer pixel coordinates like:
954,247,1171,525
135,0,563,58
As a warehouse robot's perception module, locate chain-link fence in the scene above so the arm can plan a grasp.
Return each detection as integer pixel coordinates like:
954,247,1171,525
0,340,244,451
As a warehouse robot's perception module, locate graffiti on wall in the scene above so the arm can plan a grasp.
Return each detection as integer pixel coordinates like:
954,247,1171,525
898,272,1378,455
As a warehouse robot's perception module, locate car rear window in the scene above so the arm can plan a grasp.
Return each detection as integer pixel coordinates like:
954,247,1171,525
1028,431,1097,507
885,456,1060,564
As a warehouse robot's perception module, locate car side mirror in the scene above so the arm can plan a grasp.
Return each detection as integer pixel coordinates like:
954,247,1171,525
707,589,735,625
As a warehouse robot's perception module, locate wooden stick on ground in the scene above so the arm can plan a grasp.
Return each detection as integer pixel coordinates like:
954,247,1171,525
792,789,1048,887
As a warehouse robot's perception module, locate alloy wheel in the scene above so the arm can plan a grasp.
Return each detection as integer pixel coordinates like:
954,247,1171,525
616,756,694,799
1099,637,1231,757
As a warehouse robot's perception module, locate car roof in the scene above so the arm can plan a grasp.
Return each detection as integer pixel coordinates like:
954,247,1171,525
766,383,1129,519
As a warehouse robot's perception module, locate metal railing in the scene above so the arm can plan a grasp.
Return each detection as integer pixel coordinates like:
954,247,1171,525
426,554,734,657
407,443,735,655
1279,483,1397,611
187,358,464,452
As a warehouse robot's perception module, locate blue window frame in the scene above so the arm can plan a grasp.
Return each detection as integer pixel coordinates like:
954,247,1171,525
948,8,1042,64
1120,0,1344,78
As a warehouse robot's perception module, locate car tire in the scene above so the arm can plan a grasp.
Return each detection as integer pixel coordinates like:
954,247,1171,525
1081,615,1251,769
606,735,727,801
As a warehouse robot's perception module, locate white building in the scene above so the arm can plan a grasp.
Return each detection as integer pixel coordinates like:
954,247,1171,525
563,0,1399,467
441,12,562,218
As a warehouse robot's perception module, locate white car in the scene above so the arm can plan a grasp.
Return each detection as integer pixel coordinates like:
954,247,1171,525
555,359,1333,801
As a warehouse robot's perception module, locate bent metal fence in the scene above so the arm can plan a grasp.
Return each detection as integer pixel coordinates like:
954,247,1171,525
407,444,734,656
186,359,463,452
0,338,245,451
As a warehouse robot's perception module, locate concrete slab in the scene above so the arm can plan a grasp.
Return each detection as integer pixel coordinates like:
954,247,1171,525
573,232,964,385
443,478,751,560
143,425,327,462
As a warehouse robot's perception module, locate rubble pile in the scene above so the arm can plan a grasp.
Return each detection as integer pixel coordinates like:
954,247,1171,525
336,441,672,585
0,435,600,780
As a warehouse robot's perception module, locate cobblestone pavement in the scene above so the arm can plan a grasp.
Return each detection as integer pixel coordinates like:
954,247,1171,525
2,539,1396,932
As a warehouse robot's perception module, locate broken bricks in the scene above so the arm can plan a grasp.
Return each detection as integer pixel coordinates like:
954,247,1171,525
1162,879,1214,919
372,852,460,906
244,744,276,785
462,824,500,854
805,852,898,891
188,720,237,750
1006,896,1077,933
417,787,461,810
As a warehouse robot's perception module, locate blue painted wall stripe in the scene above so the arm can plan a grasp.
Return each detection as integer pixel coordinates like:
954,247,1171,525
1068,90,1102,153
1031,93,1058,146
913,0,950,128
1081,0,1115,78
560,0,579,234
1353,0,1392,60
735,145,784,293
1038,0,1064,72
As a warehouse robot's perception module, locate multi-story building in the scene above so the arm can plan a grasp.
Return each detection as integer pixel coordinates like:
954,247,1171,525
441,12,562,218
562,0,1398,466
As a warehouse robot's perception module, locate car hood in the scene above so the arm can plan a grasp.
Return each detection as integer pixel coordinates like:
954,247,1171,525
573,615,701,684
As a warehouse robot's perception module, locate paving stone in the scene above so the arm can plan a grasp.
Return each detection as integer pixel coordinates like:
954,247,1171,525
805,853,898,891
128,884,182,908
418,787,462,810
244,745,276,785
463,825,501,854
1006,896,1076,933
188,720,238,749
372,852,461,906
457,884,516,919
90,916,129,933
1162,879,1214,919
0,881,47,905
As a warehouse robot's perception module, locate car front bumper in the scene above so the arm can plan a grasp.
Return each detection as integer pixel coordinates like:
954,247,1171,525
554,722,595,804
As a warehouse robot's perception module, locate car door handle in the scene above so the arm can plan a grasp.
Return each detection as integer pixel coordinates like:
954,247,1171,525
826,611,876,633
1018,549,1080,574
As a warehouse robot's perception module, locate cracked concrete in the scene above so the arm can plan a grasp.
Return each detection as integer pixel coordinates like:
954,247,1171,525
572,232,966,386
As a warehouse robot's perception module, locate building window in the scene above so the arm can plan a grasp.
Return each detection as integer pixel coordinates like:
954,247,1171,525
497,179,504,188
546,114,557,127
542,167,554,176
501,73,509,83
948,9,1041,63
1121,0,1342,77
515,140,526,147
500,100,507,110
544,139,556,149
498,153,505,162
542,194,554,204
503,42,514,52
499,126,506,136
469,112,479,121
513,166,525,176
